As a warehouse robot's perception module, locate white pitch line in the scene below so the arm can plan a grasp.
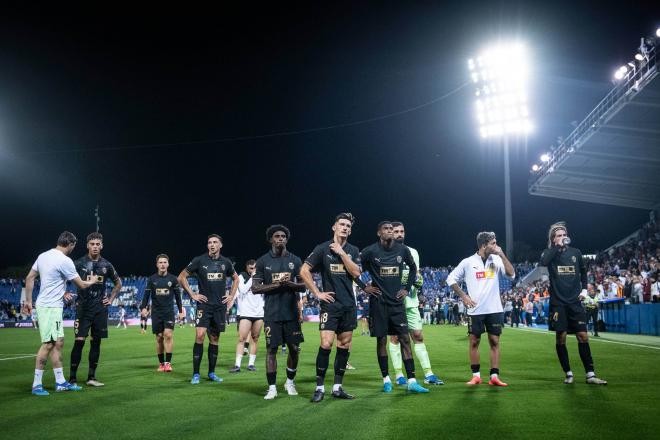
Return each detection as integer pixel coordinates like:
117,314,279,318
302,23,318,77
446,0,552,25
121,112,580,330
0,355,37,361
509,326,660,350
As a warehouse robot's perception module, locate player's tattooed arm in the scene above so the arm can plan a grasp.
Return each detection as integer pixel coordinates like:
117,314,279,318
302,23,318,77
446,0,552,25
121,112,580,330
178,269,207,303
104,275,122,306
451,283,476,308
251,277,281,295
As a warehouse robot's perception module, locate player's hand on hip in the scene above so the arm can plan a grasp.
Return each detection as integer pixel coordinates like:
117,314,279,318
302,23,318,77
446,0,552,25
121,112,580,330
194,294,208,303
102,297,111,306
364,285,381,296
317,292,335,303
141,308,148,317
396,289,408,300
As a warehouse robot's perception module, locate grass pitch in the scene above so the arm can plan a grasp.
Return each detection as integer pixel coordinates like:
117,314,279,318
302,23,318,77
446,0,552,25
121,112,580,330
1,323,659,440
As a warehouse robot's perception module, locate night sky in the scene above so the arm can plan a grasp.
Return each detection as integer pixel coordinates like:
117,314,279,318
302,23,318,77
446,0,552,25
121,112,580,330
0,2,654,275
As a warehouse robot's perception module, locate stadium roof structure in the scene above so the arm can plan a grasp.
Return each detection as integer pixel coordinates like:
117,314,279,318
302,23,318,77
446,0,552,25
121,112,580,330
529,44,660,210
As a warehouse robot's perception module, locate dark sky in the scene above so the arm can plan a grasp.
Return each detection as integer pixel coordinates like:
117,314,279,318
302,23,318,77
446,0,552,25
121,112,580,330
0,2,655,274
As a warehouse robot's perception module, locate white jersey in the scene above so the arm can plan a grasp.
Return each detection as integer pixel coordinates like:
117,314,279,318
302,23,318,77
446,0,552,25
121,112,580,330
236,274,264,318
31,248,79,308
446,253,514,316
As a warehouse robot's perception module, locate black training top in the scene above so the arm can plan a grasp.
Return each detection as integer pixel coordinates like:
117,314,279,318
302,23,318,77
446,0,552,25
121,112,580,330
305,240,360,309
185,253,235,306
254,250,303,321
360,241,416,306
74,255,120,313
141,273,182,314
539,246,588,305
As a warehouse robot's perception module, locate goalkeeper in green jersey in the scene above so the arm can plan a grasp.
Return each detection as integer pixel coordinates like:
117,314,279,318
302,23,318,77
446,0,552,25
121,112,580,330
388,222,444,385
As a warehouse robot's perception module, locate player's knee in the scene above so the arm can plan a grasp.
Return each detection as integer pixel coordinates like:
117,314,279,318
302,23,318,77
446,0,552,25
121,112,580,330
320,341,333,350
412,332,424,343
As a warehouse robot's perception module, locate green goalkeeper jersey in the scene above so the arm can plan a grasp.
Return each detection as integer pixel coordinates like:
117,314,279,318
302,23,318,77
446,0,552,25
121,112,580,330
402,246,423,309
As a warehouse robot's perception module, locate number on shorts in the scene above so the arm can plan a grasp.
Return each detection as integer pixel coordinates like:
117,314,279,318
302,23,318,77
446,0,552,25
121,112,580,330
321,313,328,324
264,326,271,338
197,310,203,319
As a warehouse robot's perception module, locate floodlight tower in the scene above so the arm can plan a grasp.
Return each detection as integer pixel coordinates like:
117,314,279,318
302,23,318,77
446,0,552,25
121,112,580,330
468,42,532,260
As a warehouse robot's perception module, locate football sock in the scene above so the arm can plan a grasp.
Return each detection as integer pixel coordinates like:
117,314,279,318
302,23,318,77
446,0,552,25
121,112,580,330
165,352,172,363
158,353,165,364
207,344,218,374
70,339,85,380
413,343,432,375
88,338,101,380
315,347,331,386
403,358,416,379
248,354,256,366
33,369,44,388
490,368,499,378
333,347,350,385
556,344,572,373
235,355,242,368
471,364,480,377
192,343,203,375
267,372,277,386
378,355,389,378
54,367,65,384
578,342,594,374
286,367,297,381
388,342,403,377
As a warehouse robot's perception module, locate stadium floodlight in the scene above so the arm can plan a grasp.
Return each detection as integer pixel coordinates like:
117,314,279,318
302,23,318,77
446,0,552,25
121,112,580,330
531,164,540,172
656,28,660,38
614,65,628,80
540,153,550,162
468,42,532,139
635,53,644,61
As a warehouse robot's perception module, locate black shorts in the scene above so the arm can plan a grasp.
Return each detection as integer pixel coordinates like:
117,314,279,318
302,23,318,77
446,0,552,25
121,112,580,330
239,316,264,324
264,320,304,349
468,312,504,336
319,304,357,334
549,303,587,334
195,305,226,335
74,308,108,339
368,299,408,337
152,312,175,334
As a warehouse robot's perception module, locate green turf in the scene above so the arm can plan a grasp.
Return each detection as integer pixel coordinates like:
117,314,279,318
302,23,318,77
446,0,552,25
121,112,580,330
1,323,659,440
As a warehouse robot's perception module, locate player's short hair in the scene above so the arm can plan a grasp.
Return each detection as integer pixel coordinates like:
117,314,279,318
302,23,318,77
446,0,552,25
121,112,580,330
335,212,356,224
377,220,392,230
476,231,496,248
391,221,403,228
266,224,290,241
246,259,256,267
207,234,223,242
547,222,567,248
57,231,77,247
156,254,169,262
86,232,103,243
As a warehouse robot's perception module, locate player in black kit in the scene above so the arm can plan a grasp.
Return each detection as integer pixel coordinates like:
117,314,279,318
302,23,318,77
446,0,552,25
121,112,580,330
141,254,185,372
301,213,373,402
539,222,607,385
69,232,122,387
252,225,306,400
360,221,429,394
178,234,240,385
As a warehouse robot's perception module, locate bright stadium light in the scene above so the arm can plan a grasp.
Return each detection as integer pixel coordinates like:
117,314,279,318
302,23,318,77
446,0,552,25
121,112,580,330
531,164,540,172
656,27,660,38
635,53,644,61
468,42,532,139
540,153,550,162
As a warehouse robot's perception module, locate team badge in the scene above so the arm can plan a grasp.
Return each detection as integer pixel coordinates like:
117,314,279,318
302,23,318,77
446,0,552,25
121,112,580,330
288,262,295,269
221,264,226,271
396,256,402,263
571,256,576,263
102,267,107,274
167,281,172,287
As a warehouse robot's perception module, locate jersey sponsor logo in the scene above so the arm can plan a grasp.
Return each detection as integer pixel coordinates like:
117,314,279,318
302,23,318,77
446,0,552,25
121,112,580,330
155,288,170,295
557,266,576,274
271,272,291,282
86,275,104,283
475,270,495,280
330,264,346,274
380,266,399,277
207,272,226,281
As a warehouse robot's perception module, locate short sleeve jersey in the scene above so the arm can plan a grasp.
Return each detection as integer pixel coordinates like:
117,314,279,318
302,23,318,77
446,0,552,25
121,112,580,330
32,249,79,308
142,273,181,314
74,255,120,313
360,241,416,306
305,240,360,309
254,250,303,321
185,254,235,306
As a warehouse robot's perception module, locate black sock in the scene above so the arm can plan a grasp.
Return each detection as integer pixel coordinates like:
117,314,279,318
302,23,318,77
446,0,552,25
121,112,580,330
578,342,594,374
470,364,480,374
315,347,331,386
378,355,389,378
165,352,172,363
70,339,85,381
333,347,350,385
158,353,165,364
193,343,203,375
267,372,277,386
556,344,572,373
286,367,297,380
88,339,101,380
403,358,416,379
490,368,500,376
208,344,218,374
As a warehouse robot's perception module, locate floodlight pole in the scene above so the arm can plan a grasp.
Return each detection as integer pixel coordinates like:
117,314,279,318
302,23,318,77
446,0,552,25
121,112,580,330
503,137,514,261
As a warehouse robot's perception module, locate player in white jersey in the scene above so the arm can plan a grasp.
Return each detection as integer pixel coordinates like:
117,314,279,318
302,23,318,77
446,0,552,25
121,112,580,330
229,260,264,373
116,304,127,328
447,231,514,387
23,231,96,396
388,222,444,386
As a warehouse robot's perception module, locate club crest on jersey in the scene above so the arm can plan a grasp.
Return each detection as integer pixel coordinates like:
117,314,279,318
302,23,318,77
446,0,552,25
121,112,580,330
167,281,172,287
221,264,226,271
397,256,402,263
571,256,576,263
102,267,107,274
288,262,295,269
